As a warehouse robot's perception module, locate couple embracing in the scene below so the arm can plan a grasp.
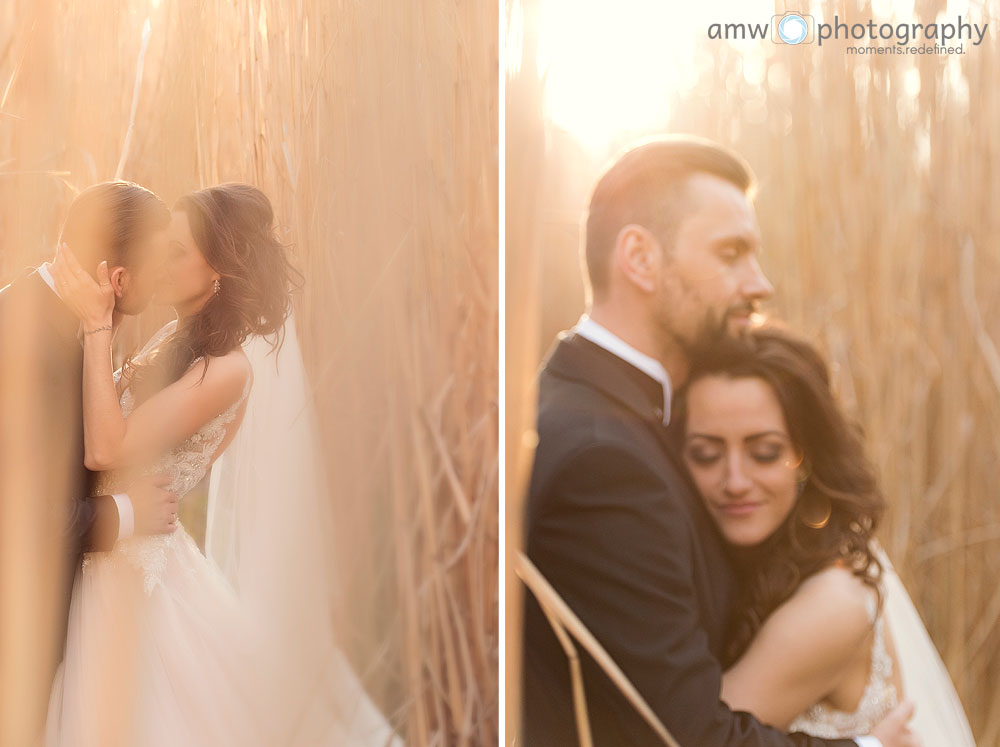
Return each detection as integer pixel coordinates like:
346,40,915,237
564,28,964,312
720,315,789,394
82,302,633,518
0,181,401,746
523,137,976,746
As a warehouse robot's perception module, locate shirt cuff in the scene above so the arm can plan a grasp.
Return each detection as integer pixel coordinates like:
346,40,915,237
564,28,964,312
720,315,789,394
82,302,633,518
855,737,883,747
111,493,134,540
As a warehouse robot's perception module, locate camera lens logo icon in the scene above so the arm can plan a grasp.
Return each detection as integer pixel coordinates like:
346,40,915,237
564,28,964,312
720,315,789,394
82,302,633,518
772,13,815,44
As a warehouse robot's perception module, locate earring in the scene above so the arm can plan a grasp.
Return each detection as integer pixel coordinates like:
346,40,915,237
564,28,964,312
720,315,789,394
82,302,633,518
798,487,832,529
785,453,807,470
213,278,221,295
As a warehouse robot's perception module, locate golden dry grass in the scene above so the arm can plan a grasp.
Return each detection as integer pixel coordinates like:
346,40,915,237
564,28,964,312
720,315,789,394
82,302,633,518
506,0,1000,743
0,1,497,744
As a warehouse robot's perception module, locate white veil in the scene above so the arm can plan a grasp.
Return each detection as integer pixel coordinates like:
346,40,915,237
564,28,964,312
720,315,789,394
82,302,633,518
207,312,403,746
876,545,976,746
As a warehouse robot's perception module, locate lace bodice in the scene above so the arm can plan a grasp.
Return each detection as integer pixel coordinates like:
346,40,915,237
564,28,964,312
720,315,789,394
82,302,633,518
788,590,899,738
85,321,251,593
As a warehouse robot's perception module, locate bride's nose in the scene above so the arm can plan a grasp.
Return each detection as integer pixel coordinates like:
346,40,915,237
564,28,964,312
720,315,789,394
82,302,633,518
722,454,753,496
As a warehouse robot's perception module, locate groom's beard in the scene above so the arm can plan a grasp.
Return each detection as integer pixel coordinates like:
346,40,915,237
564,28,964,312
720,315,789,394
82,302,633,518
674,301,763,357
653,269,761,359
660,309,730,362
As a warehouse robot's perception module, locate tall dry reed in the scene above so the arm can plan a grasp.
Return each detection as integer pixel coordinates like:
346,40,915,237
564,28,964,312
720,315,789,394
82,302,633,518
0,1,497,744
504,0,546,738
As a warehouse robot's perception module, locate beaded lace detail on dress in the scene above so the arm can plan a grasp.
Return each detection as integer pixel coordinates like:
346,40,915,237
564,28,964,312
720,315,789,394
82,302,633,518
83,321,251,594
788,589,898,738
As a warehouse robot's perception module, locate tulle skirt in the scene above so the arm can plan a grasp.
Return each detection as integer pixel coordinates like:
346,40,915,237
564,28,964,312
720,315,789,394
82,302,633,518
45,526,280,747
45,525,403,747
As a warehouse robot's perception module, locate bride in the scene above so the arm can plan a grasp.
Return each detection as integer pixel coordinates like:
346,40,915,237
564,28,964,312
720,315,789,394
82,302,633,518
45,183,401,746
671,326,975,745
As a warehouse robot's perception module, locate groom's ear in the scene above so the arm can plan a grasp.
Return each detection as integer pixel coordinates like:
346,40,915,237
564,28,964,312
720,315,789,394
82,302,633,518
617,224,660,294
108,265,128,299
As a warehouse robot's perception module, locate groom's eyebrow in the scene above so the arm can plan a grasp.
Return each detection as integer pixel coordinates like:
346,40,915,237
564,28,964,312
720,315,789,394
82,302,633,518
712,236,751,249
708,228,762,252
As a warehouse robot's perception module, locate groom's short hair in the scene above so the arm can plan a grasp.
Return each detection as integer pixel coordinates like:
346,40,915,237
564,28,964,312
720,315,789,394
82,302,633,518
59,181,170,277
584,136,755,299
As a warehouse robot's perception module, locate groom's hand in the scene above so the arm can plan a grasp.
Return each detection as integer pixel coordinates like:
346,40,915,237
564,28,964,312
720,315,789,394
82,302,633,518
130,473,180,536
870,700,921,747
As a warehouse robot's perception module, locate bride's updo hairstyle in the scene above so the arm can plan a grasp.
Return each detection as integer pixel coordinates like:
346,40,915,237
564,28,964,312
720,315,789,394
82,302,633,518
126,183,301,402
671,326,886,665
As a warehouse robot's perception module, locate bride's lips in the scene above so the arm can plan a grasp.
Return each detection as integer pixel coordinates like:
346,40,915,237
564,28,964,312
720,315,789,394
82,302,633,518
714,501,762,517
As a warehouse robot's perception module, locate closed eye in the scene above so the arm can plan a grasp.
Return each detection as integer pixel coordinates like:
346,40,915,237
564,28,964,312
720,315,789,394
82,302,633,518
746,434,791,465
686,446,723,466
750,449,782,465
717,246,741,263
715,236,758,264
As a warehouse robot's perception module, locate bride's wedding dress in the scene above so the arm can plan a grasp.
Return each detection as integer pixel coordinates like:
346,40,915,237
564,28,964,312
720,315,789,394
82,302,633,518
789,545,975,745
788,590,898,737
45,321,402,747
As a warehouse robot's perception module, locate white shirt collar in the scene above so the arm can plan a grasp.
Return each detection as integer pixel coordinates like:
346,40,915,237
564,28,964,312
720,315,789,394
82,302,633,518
573,315,672,425
36,262,86,345
36,262,61,299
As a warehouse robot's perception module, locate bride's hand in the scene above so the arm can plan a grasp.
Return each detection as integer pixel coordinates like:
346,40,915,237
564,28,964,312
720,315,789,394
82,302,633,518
871,700,921,747
51,243,115,331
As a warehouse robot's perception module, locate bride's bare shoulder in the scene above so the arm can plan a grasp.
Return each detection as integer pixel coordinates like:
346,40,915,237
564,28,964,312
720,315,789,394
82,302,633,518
181,348,252,398
208,347,251,372
736,565,876,688
790,565,875,630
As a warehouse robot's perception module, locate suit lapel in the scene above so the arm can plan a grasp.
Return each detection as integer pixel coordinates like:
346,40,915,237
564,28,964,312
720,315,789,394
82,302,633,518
544,333,665,422
545,334,688,475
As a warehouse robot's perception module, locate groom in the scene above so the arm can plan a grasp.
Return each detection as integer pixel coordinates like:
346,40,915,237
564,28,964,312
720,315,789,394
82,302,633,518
522,138,917,746
0,181,181,743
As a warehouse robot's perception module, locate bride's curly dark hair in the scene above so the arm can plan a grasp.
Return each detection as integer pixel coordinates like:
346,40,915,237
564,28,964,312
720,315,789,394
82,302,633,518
125,183,302,402
671,326,886,666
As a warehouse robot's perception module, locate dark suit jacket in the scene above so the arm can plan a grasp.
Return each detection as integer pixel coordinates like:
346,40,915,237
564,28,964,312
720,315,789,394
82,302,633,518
0,269,97,659
522,332,855,746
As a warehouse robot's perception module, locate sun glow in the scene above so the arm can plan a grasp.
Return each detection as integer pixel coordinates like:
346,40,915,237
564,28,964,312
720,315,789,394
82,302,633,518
535,0,775,150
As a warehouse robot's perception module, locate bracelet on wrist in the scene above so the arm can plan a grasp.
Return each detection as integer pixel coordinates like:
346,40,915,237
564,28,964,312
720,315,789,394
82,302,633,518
83,325,113,336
